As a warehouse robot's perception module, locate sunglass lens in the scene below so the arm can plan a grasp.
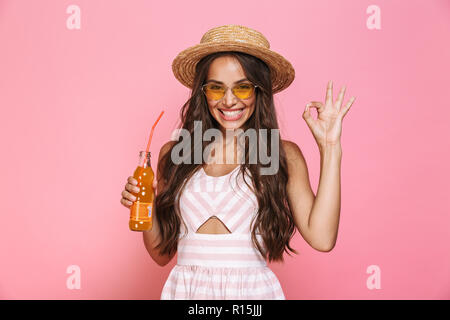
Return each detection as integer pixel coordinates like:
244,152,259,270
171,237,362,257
204,84,225,100
233,83,254,99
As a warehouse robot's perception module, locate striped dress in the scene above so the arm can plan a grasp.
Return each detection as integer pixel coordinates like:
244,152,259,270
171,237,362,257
160,165,285,300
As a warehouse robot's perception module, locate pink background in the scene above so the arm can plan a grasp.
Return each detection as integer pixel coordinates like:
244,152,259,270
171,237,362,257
1,0,449,299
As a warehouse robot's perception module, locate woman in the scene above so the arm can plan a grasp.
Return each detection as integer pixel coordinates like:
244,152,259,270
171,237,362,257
120,25,355,299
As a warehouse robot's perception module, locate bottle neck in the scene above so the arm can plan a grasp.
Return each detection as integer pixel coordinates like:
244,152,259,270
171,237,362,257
138,151,151,168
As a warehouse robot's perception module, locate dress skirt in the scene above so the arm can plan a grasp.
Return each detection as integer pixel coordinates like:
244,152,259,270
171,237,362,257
160,232,285,300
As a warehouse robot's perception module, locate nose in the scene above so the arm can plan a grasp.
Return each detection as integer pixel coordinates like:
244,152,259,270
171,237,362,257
222,87,238,107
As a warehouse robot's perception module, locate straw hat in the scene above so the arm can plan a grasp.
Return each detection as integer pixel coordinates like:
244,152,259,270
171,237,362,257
172,24,295,94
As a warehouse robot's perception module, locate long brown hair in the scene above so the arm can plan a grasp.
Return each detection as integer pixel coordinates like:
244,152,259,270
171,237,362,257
154,51,298,262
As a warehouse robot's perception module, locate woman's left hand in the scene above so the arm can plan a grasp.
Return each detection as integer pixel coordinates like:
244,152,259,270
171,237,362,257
302,80,356,148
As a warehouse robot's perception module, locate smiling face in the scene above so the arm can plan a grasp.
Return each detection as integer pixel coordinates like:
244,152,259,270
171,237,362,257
204,56,256,135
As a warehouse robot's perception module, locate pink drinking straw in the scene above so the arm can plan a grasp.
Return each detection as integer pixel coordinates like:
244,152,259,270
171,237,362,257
137,110,164,177
146,110,164,155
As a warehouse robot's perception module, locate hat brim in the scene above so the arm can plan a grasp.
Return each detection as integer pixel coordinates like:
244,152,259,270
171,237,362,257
172,41,295,94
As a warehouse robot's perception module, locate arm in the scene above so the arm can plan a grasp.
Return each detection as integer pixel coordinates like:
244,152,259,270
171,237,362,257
142,140,177,266
284,140,342,252
288,80,353,252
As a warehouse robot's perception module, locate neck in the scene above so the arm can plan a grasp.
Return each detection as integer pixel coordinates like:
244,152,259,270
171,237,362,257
209,130,243,165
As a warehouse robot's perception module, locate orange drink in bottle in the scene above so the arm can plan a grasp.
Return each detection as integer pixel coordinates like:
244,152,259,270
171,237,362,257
129,151,154,231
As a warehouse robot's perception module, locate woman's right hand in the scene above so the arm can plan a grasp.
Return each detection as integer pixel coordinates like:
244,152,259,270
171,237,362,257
120,176,157,209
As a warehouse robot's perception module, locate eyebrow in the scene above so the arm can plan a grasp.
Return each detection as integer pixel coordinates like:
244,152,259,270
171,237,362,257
205,78,249,84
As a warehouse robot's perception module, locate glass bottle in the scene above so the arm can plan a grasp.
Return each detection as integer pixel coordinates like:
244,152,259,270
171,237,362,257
129,151,154,231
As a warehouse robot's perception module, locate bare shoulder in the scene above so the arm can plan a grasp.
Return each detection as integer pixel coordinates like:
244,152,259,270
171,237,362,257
281,139,310,181
281,139,305,162
159,140,177,161
156,140,177,179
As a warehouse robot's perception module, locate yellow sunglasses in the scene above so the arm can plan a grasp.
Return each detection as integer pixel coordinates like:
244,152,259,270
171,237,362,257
201,82,259,100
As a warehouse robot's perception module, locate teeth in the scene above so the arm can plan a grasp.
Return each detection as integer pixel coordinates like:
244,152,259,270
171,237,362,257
221,109,243,116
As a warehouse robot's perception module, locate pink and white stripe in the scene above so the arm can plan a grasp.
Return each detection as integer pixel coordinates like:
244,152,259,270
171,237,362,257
160,165,285,300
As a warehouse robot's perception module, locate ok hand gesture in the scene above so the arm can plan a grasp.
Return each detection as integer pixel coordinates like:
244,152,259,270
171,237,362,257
303,80,356,148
